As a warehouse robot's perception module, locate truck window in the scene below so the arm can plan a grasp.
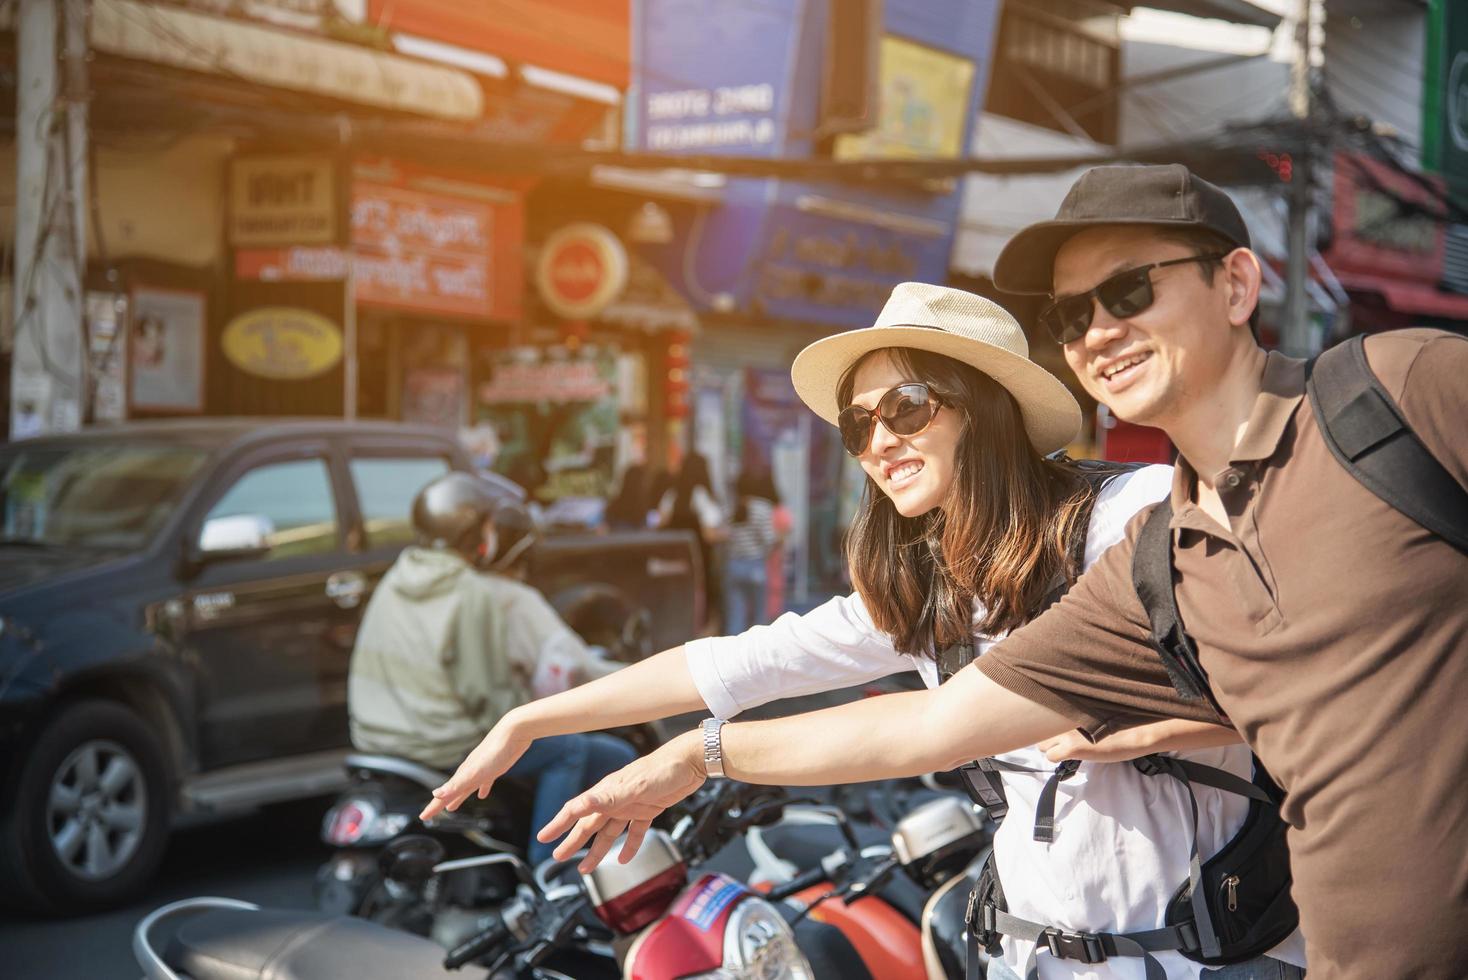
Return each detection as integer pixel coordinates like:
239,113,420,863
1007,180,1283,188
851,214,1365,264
204,458,339,559
349,456,450,547
0,444,208,550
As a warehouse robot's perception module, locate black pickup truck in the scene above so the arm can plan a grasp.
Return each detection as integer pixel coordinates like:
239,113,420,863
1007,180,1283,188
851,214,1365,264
0,419,701,913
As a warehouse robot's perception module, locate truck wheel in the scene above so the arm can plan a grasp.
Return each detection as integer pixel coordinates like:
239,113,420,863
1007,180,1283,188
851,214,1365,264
0,699,171,914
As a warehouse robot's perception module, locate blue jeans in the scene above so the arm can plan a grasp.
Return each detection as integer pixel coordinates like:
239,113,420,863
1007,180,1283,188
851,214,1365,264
505,733,637,865
987,955,1304,979
723,555,768,636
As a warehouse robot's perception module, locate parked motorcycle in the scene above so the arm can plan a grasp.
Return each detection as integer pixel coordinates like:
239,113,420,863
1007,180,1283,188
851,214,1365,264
737,789,993,979
422,779,865,977
317,582,666,932
315,752,533,940
134,783,856,979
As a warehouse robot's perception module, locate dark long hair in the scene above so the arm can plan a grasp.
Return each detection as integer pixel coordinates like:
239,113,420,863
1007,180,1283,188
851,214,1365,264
838,348,1091,656
669,452,713,531
733,467,779,524
606,463,651,528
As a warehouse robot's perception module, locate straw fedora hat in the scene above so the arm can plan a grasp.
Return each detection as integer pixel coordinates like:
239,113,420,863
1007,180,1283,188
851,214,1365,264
790,282,1081,455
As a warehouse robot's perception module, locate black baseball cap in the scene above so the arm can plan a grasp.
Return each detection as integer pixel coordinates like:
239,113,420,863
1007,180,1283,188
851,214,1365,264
993,163,1252,296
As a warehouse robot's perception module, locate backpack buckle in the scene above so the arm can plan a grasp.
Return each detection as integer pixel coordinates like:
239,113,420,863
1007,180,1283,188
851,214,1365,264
1042,928,1107,965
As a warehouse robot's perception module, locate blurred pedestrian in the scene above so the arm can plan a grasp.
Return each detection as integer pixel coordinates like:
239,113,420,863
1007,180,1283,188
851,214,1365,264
723,468,778,634
605,462,653,530
657,451,726,630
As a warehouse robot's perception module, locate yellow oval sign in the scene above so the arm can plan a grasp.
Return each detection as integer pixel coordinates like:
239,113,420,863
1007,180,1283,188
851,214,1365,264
221,307,343,380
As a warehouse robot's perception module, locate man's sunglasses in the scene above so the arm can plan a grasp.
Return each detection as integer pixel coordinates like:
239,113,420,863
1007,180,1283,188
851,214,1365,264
837,382,941,457
1039,253,1228,345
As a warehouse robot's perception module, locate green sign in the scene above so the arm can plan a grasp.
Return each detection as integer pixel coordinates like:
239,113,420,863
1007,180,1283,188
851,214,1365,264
1427,0,1468,185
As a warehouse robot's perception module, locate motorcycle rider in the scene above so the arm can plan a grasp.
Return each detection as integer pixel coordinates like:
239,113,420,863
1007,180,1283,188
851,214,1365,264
348,471,636,863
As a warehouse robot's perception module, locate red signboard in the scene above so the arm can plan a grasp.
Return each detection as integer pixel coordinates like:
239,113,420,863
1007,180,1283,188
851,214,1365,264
350,168,524,321
367,0,629,89
1326,151,1446,286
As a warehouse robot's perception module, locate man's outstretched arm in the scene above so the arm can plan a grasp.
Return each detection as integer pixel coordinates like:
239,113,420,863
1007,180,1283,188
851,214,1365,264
541,662,1076,871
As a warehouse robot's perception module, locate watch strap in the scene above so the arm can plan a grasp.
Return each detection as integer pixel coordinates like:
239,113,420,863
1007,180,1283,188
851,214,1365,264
702,718,727,779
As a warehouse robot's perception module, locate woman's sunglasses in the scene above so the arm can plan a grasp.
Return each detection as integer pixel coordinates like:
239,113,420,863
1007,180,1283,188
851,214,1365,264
1039,252,1228,345
837,382,941,458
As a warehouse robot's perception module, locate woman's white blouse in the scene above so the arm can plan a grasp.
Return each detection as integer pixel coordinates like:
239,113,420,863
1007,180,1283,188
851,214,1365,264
684,465,1306,978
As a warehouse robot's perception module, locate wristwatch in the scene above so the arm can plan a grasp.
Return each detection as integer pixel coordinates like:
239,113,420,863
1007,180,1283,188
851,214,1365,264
701,718,728,779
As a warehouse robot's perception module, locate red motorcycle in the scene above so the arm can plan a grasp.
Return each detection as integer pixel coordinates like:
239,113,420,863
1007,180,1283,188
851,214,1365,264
738,791,992,980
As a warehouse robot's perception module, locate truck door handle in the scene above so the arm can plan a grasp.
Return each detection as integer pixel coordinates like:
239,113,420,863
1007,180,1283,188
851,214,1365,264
326,571,368,609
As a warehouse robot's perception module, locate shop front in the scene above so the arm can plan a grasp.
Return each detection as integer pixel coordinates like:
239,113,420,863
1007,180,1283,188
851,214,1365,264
467,206,697,524
223,156,526,423
626,0,1004,602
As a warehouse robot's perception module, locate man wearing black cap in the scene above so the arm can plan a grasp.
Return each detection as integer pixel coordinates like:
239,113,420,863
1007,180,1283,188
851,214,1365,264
515,165,1468,979
974,163,1468,978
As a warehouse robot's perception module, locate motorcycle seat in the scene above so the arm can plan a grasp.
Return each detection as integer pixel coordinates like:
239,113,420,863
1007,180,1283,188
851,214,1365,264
343,753,534,811
164,907,487,980
344,754,449,792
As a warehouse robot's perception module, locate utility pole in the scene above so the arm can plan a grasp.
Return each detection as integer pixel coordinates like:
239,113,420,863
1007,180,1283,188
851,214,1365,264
1281,0,1323,356
11,0,90,438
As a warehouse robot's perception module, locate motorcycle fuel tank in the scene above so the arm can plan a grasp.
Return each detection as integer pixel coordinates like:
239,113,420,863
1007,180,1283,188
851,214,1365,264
626,872,814,980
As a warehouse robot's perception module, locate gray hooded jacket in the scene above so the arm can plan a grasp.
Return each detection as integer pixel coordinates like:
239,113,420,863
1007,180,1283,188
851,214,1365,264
347,547,599,769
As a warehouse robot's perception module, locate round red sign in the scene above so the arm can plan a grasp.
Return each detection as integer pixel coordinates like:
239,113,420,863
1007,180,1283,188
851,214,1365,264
536,223,628,319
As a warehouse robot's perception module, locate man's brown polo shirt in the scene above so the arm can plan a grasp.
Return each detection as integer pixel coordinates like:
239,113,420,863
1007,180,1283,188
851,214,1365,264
977,329,1468,979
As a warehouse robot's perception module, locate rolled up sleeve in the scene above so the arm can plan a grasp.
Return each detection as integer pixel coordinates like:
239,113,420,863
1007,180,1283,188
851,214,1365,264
684,593,916,719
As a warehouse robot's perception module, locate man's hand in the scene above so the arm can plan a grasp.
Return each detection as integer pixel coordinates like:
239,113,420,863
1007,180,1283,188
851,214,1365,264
1037,728,1141,764
538,731,707,873
420,717,532,821
1038,718,1241,764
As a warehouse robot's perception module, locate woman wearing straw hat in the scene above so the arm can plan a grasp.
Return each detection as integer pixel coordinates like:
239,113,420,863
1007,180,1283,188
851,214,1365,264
424,283,1304,980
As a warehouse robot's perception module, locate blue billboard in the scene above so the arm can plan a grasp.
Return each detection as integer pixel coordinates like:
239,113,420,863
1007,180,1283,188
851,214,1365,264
630,0,1003,328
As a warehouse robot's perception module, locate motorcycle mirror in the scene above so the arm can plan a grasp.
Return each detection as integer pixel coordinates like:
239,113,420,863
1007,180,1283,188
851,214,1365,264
379,834,447,887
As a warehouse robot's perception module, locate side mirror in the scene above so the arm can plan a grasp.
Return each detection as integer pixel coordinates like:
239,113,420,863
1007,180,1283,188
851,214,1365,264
197,513,274,562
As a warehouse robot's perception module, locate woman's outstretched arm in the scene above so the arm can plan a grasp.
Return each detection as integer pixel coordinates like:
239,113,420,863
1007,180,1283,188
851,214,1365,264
420,645,704,820
540,663,1078,870
423,592,910,822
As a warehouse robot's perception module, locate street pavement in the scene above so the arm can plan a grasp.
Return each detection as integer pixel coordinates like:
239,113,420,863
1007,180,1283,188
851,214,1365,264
1,797,331,978
0,683,879,978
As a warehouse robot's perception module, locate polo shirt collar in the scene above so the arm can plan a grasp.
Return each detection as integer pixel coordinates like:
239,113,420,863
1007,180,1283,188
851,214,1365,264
1167,350,1307,522
1231,351,1306,463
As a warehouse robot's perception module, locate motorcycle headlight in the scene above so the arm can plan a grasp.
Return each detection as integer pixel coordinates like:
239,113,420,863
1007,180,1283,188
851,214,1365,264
685,897,814,980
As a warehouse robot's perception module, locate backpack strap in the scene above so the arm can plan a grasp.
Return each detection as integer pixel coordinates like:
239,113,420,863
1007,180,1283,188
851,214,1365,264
1306,334,1468,553
960,758,1011,822
1132,502,1217,708
960,757,1081,841
973,905,1180,980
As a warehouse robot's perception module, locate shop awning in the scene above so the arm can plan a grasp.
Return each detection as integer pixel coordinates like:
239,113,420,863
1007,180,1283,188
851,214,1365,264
1336,272,1468,320
1126,0,1281,28
92,0,484,121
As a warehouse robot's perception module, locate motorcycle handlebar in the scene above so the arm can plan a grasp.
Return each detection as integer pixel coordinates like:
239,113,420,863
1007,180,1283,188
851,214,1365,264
764,865,829,902
443,921,511,971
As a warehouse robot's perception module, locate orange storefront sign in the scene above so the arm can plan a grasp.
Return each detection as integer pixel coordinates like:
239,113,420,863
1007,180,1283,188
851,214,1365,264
367,0,629,89
350,161,525,321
